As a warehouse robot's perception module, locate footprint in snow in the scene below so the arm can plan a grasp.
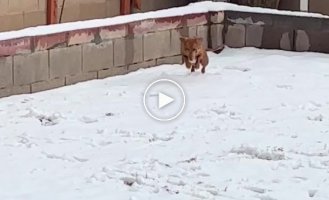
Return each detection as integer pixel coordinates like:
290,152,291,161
80,116,98,124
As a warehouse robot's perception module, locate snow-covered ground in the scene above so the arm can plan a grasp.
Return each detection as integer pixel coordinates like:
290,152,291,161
1,47,329,200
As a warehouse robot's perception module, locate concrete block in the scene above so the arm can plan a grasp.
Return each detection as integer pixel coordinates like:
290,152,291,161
13,51,49,86
65,72,97,85
114,36,143,66
50,46,82,79
128,60,156,73
31,78,65,93
144,31,171,61
156,55,182,66
23,11,46,28
83,41,113,72
210,11,225,24
295,30,310,52
210,24,224,49
246,25,264,47
197,25,209,48
97,66,128,79
0,85,31,98
180,26,197,38
0,56,13,88
261,26,293,50
225,24,246,48
170,29,182,56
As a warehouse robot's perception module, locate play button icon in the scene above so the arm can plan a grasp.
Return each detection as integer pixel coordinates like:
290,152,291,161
158,92,174,109
143,79,185,121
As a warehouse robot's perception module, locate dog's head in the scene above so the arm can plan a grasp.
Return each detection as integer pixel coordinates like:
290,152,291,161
180,37,203,64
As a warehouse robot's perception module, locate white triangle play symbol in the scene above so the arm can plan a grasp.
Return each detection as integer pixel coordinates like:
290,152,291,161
158,92,174,109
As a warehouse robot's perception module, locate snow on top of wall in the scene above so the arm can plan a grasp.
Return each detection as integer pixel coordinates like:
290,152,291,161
0,1,328,42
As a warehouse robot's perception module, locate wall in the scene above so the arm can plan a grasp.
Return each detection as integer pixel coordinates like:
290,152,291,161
0,0,191,32
0,13,211,98
309,0,329,15
0,0,46,32
1,8,329,98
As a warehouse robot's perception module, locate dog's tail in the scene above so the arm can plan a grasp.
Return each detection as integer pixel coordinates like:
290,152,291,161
206,45,225,54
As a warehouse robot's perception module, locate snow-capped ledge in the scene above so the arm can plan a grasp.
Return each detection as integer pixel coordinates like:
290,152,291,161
0,1,328,42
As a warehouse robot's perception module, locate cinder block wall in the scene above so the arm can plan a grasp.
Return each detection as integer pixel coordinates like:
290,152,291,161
1,8,329,98
0,13,214,98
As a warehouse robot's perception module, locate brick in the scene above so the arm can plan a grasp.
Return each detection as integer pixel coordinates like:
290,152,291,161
68,28,100,46
79,2,107,21
128,16,182,35
128,60,156,73
82,41,113,72
33,32,67,51
31,78,65,93
225,24,246,48
0,13,24,32
50,46,82,79
210,11,225,24
23,11,46,28
156,55,182,66
99,24,127,40
13,51,49,86
197,26,208,48
0,56,13,88
210,24,224,49
0,85,31,98
295,30,310,52
0,37,31,57
144,31,171,61
65,72,97,85
246,25,264,47
184,13,208,27
97,66,128,79
114,36,143,66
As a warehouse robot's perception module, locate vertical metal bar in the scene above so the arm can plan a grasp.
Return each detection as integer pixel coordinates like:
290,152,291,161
120,0,131,15
47,0,58,24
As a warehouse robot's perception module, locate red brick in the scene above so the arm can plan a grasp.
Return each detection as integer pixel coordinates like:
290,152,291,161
0,37,31,57
33,32,67,51
128,16,182,35
99,24,127,40
184,13,208,27
68,28,99,46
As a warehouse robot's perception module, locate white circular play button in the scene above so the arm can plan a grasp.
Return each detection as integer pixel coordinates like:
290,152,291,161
143,79,185,121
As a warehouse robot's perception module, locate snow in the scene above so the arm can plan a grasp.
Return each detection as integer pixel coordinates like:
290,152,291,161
0,1,328,42
1,47,329,200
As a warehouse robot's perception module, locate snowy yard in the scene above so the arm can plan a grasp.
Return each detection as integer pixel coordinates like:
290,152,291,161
1,47,329,200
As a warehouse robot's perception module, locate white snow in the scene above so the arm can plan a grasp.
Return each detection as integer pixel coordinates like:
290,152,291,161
0,1,328,42
1,47,329,200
